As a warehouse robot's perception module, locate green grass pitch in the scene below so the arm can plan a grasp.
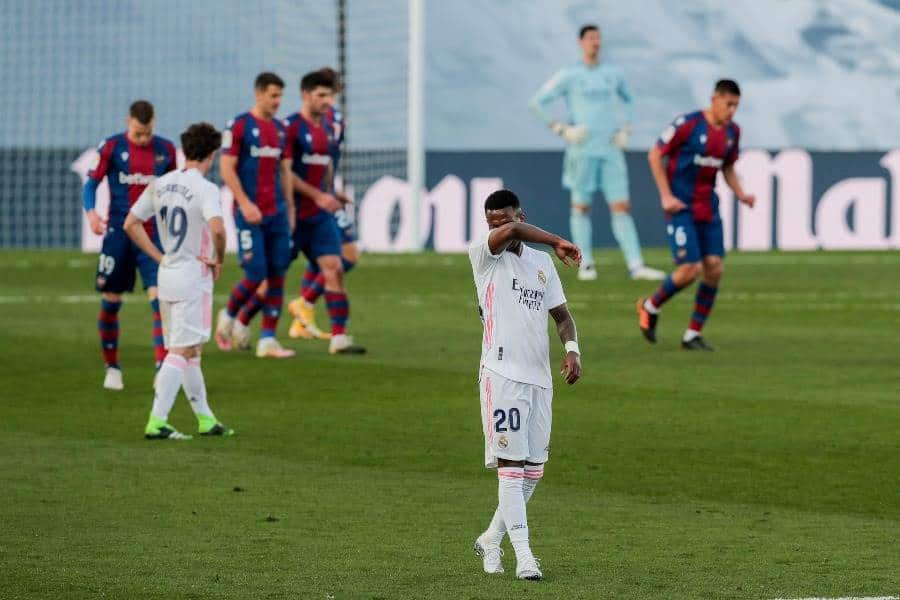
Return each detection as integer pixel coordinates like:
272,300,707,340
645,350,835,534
1,249,898,599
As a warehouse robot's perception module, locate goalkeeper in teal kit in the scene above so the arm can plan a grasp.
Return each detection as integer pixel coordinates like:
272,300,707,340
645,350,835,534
530,24,664,281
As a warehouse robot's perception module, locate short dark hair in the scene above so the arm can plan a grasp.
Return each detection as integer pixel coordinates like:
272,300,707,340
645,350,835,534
579,24,599,39
318,66,342,93
254,71,285,91
714,79,741,96
180,122,221,161
301,70,335,92
484,189,520,212
129,100,154,124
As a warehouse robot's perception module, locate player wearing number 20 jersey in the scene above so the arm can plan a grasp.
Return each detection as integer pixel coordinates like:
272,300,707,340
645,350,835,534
468,189,582,581
126,122,233,441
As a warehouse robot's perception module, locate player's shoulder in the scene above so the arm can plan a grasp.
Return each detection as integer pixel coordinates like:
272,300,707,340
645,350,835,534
152,135,176,151
675,110,704,126
98,133,124,151
282,111,301,128
728,120,741,136
227,112,251,129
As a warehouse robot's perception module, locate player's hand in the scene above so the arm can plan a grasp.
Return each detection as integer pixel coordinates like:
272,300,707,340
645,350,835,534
551,122,588,145
240,202,263,225
553,239,582,268
87,210,107,235
611,125,631,149
315,192,342,213
661,193,688,214
335,191,352,206
560,352,581,385
738,192,756,208
200,257,223,281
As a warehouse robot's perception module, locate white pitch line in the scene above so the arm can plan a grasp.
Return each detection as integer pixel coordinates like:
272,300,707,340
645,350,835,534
770,596,898,600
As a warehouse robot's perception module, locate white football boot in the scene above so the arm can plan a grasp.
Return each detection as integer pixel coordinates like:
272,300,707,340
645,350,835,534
232,320,252,351
473,532,504,574
214,308,234,351
516,554,543,581
577,263,598,281
630,265,666,281
103,367,124,391
255,337,295,358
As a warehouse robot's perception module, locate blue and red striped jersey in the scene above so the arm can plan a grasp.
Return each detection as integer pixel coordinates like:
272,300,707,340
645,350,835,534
284,112,335,220
324,105,344,170
87,133,176,229
222,112,291,217
656,110,740,223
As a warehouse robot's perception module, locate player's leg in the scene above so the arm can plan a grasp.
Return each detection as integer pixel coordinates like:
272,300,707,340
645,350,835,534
637,214,702,343
95,228,137,390
601,151,664,281
311,220,365,355
144,300,191,440
136,242,166,370
480,384,549,578
287,222,327,340
682,220,724,351
174,292,234,435
562,150,597,280
216,221,266,351
255,215,295,358
475,370,539,579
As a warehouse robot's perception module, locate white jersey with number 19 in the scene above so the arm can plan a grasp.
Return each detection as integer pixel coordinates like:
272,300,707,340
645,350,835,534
130,168,223,301
468,230,567,389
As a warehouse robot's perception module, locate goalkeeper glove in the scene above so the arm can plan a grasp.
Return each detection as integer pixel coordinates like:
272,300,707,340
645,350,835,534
551,122,588,145
611,125,631,149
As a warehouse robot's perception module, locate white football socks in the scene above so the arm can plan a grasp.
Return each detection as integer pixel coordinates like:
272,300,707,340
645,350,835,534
683,328,701,342
497,466,533,562
182,356,214,419
486,464,544,540
151,354,187,421
643,297,660,314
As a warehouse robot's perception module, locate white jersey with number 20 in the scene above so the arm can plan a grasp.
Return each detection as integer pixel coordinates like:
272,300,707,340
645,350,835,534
468,230,566,389
130,168,223,301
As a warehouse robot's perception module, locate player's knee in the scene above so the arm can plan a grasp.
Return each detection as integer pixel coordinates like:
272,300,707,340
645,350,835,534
243,262,267,283
146,287,158,301
571,203,590,215
705,261,724,281
497,458,526,468
678,262,703,282
342,243,359,264
102,292,122,302
609,201,630,213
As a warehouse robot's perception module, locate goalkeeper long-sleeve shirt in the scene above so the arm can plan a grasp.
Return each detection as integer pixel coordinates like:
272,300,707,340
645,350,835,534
529,61,635,156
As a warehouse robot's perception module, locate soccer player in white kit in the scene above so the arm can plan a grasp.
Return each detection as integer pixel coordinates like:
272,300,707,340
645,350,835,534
124,123,234,440
469,189,583,580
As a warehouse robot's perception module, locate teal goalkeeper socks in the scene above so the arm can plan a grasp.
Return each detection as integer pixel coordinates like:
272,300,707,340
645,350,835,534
611,212,644,272
569,210,594,266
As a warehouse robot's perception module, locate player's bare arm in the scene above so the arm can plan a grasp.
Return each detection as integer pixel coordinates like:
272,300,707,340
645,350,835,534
722,164,755,208
291,172,340,213
647,146,687,213
281,158,295,231
220,154,262,224
123,212,164,265
198,216,226,281
550,304,581,385
487,221,582,267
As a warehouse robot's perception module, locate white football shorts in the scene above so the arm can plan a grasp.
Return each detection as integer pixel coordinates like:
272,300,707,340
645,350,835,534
479,366,552,469
159,292,212,349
